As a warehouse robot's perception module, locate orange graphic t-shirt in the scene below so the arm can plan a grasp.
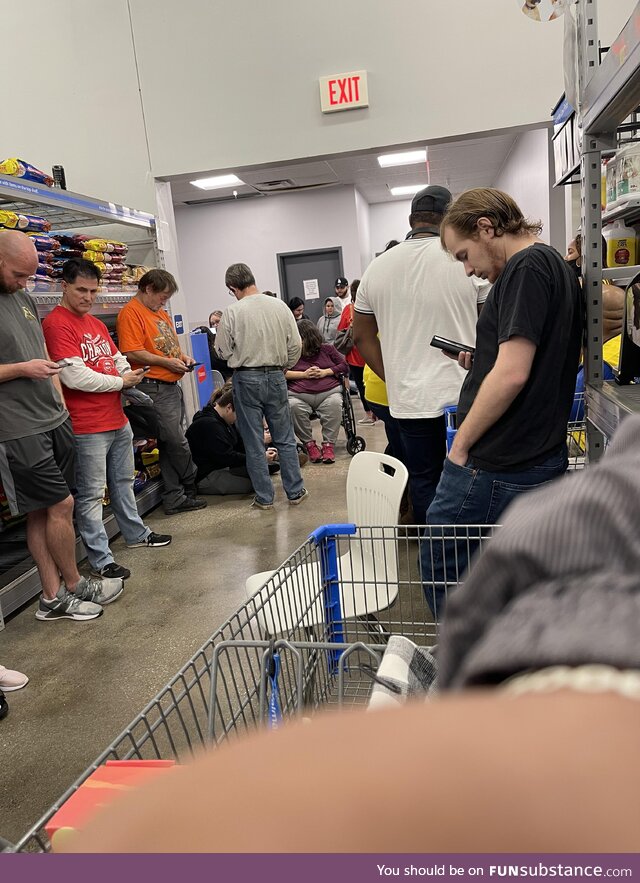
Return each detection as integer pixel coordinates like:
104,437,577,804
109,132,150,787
117,296,183,382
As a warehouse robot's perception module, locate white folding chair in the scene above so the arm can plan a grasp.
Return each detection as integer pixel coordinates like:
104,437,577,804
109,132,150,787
245,451,408,634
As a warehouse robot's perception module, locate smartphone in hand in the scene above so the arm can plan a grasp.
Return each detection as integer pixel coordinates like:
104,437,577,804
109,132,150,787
57,359,73,368
430,335,475,357
185,362,203,373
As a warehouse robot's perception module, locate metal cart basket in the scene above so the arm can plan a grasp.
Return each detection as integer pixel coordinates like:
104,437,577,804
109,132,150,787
7,521,497,853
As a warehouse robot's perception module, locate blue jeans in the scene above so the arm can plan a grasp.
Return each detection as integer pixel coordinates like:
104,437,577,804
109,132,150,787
74,423,150,570
396,415,446,525
232,370,304,505
368,402,405,465
421,447,569,618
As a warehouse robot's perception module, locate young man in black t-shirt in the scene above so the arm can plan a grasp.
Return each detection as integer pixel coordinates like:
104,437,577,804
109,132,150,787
421,188,582,617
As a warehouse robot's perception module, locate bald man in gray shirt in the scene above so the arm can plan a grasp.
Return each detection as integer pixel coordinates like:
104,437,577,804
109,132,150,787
216,263,307,510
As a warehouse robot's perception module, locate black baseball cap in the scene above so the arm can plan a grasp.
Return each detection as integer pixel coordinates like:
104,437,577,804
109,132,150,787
335,277,348,287
410,184,452,215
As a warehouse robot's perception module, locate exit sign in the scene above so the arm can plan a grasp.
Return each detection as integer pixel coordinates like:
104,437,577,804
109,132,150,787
319,70,368,114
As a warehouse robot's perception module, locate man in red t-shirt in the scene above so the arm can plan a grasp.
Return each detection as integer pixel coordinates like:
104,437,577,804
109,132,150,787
43,259,171,582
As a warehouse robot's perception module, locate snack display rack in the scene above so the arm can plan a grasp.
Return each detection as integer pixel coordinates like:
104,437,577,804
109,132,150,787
0,176,162,627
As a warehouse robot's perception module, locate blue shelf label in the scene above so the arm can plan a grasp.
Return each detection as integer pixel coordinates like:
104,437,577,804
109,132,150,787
174,314,184,334
552,97,574,126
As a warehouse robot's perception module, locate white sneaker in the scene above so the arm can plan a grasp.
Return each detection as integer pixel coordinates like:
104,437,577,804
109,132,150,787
0,665,29,692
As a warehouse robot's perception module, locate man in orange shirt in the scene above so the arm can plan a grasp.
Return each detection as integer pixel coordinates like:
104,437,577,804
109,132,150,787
117,270,206,515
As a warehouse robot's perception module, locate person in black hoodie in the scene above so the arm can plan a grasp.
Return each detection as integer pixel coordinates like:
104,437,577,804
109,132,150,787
186,384,278,495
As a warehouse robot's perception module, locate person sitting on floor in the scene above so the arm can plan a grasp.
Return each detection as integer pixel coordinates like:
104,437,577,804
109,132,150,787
186,384,278,496
285,320,348,465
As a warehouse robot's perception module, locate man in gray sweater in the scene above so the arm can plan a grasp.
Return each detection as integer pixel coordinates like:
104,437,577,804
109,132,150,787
216,264,307,509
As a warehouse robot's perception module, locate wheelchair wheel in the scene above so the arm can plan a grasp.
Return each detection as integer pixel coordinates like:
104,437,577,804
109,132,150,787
346,435,366,456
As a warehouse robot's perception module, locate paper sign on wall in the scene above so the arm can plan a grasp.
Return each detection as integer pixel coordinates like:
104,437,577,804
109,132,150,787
303,279,320,300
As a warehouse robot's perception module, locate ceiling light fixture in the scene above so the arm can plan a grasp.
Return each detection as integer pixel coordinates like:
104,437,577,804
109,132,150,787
378,149,427,168
190,174,244,190
389,184,426,197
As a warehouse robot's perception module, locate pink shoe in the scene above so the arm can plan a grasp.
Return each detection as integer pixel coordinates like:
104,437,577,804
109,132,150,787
305,440,322,463
0,665,29,692
321,442,335,463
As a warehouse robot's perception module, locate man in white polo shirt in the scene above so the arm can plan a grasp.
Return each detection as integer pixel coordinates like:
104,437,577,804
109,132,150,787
353,185,487,524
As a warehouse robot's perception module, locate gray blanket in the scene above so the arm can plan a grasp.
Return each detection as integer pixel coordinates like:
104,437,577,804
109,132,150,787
438,414,640,689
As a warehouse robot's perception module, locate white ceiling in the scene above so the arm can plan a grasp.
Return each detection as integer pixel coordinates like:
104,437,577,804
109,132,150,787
169,132,521,207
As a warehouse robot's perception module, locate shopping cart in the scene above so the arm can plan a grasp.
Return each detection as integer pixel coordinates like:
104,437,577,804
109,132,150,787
445,392,589,471
6,521,496,853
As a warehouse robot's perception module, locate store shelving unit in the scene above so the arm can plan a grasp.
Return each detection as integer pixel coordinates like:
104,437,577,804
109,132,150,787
577,0,640,458
0,177,163,624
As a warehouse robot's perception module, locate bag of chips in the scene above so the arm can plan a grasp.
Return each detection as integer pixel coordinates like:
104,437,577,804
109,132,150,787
0,157,54,187
0,209,51,233
28,234,61,252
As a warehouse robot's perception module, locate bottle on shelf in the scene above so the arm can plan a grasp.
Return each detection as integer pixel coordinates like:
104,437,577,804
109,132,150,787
603,220,636,267
615,143,640,206
51,165,66,190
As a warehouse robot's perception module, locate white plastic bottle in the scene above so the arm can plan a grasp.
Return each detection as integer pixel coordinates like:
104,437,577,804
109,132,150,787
603,220,637,268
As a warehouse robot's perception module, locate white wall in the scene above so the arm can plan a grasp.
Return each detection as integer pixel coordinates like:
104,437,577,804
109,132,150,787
130,0,569,180
369,201,412,257
494,128,555,241
354,189,372,273
1,0,636,231
2,1,636,216
0,0,154,212
174,186,363,325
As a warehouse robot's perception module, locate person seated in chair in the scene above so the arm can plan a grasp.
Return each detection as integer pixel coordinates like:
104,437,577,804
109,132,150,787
285,320,348,465
186,384,278,495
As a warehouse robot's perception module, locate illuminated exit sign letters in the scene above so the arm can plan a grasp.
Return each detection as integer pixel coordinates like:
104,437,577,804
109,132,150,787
319,70,369,114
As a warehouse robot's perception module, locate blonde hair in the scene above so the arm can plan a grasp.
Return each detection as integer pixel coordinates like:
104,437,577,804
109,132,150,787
441,188,542,247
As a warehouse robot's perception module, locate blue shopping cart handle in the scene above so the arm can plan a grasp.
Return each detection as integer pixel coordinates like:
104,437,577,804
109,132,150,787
308,523,357,544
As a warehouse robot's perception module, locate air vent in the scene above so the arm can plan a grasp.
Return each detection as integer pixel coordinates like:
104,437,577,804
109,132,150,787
183,191,264,206
254,181,340,194
254,179,296,190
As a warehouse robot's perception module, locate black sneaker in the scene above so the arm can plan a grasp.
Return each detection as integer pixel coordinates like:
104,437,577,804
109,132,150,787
289,488,309,506
91,562,131,580
164,497,207,515
127,532,172,549
0,690,8,721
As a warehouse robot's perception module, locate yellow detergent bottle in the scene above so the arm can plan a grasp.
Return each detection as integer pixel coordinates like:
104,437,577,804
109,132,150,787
604,220,636,268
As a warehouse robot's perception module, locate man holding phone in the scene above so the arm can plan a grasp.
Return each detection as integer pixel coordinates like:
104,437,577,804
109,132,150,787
0,232,118,623
117,269,206,515
353,185,488,523
422,188,582,615
43,259,171,583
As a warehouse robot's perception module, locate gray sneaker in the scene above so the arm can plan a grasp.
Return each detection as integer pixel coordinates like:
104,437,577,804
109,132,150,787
35,585,103,622
74,575,124,606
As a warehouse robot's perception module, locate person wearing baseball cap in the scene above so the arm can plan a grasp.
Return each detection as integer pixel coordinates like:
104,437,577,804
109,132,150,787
353,184,489,527
334,277,350,313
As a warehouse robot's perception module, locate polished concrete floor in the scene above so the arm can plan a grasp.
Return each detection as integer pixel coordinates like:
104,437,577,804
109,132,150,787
0,413,386,845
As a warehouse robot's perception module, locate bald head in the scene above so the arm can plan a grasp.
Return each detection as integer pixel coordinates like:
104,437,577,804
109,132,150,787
0,230,38,295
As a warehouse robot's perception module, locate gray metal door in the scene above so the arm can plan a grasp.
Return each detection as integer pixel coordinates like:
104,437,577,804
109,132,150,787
277,247,344,324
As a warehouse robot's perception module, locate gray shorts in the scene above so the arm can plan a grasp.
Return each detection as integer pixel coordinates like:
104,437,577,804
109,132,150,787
0,418,76,516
